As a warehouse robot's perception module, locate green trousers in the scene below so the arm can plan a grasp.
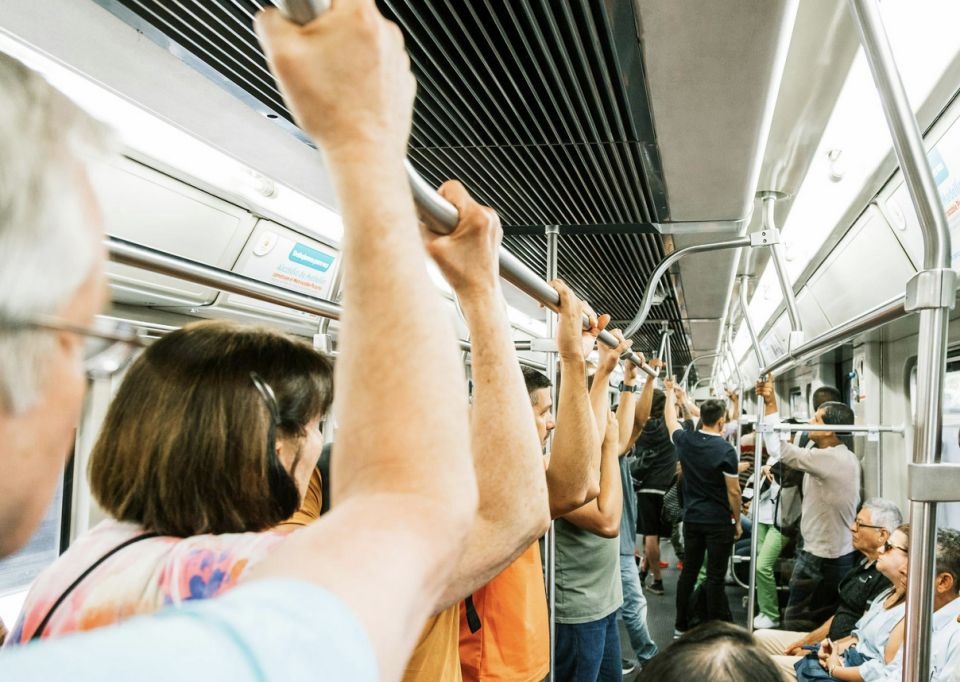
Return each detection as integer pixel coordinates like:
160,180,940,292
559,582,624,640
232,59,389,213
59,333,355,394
756,522,785,620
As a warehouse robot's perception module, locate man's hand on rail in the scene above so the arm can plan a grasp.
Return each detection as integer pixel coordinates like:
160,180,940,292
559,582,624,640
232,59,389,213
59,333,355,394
419,181,501,300
254,0,415,160
755,375,777,410
550,280,608,362
596,329,632,376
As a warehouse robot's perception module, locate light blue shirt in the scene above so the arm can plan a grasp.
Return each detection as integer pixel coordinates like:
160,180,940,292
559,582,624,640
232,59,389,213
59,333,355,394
865,594,960,682
850,589,905,681
0,579,378,681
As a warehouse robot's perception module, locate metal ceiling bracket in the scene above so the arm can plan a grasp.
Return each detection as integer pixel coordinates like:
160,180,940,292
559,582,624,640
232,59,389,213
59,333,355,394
749,228,781,247
312,333,332,353
907,463,960,502
904,268,957,312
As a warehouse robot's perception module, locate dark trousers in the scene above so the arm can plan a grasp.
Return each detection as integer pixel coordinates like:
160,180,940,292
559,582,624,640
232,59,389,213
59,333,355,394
555,611,622,682
675,521,735,631
785,549,859,631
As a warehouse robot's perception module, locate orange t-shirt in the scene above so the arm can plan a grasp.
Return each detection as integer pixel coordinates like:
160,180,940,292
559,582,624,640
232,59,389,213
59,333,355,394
403,605,462,681
458,542,549,682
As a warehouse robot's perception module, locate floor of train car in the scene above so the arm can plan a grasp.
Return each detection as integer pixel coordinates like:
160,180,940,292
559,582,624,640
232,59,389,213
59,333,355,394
619,540,748,679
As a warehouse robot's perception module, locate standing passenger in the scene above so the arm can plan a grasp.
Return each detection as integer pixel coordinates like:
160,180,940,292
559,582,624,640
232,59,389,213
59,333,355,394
665,379,742,636
631,359,674,596
459,281,608,682
756,376,861,631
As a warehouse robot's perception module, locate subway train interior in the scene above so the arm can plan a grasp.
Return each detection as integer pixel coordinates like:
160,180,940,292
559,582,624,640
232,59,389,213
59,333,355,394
2,0,960,680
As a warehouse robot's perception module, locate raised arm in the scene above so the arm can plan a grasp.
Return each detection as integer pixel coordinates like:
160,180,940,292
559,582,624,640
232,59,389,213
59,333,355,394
250,5,477,678
421,181,550,610
663,377,681,436
625,358,659,451
546,281,603,517
589,328,632,446
560,410,624,538
617,354,644,454
676,385,699,418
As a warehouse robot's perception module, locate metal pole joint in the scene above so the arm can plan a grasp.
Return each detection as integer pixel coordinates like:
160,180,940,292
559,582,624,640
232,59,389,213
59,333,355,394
904,268,957,312
749,228,781,247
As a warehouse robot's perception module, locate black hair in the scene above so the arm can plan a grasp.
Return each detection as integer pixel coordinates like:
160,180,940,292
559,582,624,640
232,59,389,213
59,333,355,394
639,622,781,682
699,399,726,427
522,366,551,402
812,385,843,410
651,388,666,419
819,401,855,436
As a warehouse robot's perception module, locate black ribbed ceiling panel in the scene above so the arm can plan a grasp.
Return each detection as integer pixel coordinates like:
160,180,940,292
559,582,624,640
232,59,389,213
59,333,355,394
97,0,691,366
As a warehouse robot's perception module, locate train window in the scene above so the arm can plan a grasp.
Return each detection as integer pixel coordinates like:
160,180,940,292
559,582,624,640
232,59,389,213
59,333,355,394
0,478,65,629
910,357,960,528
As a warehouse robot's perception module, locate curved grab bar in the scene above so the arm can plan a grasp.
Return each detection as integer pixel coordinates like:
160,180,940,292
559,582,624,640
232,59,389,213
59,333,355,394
623,237,751,339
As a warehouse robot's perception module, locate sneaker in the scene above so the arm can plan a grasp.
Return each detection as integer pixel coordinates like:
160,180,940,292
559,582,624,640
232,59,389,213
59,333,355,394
658,560,669,568
622,659,638,675
676,560,684,570
673,628,686,640
647,580,665,595
753,613,780,629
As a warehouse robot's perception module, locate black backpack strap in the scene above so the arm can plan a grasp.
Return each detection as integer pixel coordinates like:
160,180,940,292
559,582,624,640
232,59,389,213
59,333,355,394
464,594,481,634
29,532,161,642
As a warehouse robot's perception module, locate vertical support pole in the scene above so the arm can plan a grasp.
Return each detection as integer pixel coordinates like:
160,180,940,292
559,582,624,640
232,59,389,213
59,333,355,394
848,2,955,678
740,276,766,632
544,225,560,682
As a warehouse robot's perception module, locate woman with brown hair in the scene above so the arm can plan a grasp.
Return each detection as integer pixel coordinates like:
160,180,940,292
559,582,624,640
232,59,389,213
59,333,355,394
5,320,333,645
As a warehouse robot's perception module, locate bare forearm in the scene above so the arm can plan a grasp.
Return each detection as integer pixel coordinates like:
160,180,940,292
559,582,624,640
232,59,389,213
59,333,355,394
589,367,613,442
562,439,622,537
616,393,636,455
548,355,600,516
329,153,474,538
726,488,741,521
805,618,832,645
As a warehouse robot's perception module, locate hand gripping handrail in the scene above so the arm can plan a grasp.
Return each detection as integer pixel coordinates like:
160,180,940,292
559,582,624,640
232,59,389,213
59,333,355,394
273,0,653,377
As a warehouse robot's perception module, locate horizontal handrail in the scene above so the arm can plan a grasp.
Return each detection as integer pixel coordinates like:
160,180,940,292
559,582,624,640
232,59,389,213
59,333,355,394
760,423,905,434
761,295,907,376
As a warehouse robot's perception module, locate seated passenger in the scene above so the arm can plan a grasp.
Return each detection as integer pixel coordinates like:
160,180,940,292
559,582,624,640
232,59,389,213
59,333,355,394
459,285,608,682
754,498,901,678
839,527,960,682
0,3,483,677
757,377,861,631
792,524,909,681
553,334,642,680
664,379,742,636
638,621,781,682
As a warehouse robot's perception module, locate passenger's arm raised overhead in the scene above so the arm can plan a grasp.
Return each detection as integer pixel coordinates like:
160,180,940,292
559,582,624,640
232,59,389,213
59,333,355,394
663,377,682,436
546,281,603,517
248,4,477,679
617,354,644,454
625,358,659,451
421,181,550,611
589,328,632,444
560,411,624,538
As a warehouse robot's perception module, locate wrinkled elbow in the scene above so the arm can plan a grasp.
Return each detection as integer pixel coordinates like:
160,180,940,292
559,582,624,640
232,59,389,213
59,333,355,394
597,522,620,539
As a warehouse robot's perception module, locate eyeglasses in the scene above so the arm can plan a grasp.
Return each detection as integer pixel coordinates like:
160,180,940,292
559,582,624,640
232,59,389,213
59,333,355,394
1,315,147,377
882,540,909,555
853,519,886,531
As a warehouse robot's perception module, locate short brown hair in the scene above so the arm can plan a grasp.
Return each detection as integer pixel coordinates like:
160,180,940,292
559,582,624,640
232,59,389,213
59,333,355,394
89,320,333,536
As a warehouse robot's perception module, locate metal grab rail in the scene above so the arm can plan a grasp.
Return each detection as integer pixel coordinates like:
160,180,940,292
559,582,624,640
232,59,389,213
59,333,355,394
271,1,652,377
759,423,905,434
623,236,751,338
761,193,804,350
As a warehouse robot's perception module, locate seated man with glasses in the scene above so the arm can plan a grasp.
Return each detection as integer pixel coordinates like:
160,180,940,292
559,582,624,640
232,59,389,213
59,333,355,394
754,496,901,676
0,2,483,678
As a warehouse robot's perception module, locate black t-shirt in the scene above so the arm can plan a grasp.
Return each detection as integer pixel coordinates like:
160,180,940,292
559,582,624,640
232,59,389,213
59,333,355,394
673,428,739,526
828,557,892,639
634,418,678,492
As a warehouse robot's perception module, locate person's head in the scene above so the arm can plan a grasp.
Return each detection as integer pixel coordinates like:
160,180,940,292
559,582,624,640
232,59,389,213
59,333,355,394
699,398,726,432
877,524,911,592
650,388,666,420
808,400,854,446
638,622,781,682
934,528,960,606
88,321,333,536
0,54,113,557
851,498,901,559
812,385,843,410
523,366,554,448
